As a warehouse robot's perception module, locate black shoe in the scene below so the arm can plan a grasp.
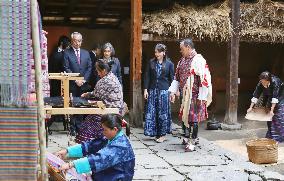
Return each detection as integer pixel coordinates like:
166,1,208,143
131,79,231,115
70,131,76,136
48,129,53,135
184,128,190,138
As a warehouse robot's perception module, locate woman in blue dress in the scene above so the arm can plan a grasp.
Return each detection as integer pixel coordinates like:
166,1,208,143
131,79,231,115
143,43,174,143
56,114,135,181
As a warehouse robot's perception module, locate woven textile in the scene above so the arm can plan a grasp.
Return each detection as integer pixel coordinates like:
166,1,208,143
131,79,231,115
0,107,38,180
28,31,50,97
47,152,92,181
0,1,32,107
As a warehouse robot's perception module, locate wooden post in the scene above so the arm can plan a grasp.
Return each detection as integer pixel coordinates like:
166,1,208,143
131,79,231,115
223,0,241,127
129,0,143,127
31,0,48,180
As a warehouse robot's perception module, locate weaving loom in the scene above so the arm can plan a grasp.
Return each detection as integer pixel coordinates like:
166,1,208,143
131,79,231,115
44,73,119,115
47,152,92,181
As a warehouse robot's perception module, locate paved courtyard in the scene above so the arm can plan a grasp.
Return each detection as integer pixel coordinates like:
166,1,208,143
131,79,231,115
47,119,284,181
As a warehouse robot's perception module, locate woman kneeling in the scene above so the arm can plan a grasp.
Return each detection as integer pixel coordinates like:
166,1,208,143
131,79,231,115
57,114,135,181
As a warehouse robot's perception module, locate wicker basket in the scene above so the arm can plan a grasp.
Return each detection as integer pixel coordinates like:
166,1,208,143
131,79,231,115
246,138,278,164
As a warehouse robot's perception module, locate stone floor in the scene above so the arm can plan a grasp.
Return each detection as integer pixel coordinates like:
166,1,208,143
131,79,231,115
47,117,284,181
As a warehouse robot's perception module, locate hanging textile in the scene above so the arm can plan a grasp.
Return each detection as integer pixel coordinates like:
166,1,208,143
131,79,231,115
0,1,32,107
0,1,45,180
0,107,38,180
28,30,50,98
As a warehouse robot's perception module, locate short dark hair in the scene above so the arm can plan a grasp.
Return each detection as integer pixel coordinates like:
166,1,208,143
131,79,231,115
180,38,194,49
259,71,271,81
155,43,167,53
101,114,122,131
58,35,70,49
96,60,111,73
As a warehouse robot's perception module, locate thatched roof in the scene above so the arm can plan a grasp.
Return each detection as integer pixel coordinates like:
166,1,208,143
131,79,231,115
142,0,284,43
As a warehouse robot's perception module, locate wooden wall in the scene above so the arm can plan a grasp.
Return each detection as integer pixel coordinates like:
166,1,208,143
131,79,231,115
43,23,132,104
43,24,284,115
142,41,284,114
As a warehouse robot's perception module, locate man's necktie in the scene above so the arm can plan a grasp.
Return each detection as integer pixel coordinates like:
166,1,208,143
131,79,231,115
75,49,80,64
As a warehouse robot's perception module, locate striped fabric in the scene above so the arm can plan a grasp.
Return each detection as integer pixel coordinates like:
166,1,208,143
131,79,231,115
0,107,38,181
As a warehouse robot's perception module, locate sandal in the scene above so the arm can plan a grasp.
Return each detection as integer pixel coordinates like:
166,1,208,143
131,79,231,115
156,137,166,143
192,138,199,145
185,143,195,152
182,138,188,145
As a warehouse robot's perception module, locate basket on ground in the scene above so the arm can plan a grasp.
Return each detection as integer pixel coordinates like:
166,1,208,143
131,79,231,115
246,138,278,164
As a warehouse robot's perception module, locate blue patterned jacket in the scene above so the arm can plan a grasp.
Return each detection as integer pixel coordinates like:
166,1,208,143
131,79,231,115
70,132,135,181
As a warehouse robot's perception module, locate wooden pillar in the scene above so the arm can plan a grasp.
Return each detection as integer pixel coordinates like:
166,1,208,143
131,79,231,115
223,0,240,125
31,0,48,180
129,0,143,127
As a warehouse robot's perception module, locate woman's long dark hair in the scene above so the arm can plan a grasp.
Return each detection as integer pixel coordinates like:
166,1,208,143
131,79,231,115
151,43,167,74
101,114,122,131
259,71,272,82
101,114,130,137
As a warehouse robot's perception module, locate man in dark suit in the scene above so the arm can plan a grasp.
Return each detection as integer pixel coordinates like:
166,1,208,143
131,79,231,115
63,32,92,135
63,32,92,97
48,35,70,133
49,35,70,97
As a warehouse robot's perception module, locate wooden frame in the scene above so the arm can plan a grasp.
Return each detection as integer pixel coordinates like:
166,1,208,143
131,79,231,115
48,73,83,108
45,73,119,115
45,107,119,115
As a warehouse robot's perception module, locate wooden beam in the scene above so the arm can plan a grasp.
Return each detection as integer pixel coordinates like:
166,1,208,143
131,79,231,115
42,21,122,29
63,0,79,23
38,0,46,16
129,0,143,127
90,0,111,25
223,0,241,126
45,107,119,115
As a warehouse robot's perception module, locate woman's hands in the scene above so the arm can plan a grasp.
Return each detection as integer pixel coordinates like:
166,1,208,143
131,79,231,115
144,89,148,100
55,149,68,159
247,102,255,113
59,162,74,171
270,103,276,116
170,93,175,103
247,107,253,113
81,92,88,98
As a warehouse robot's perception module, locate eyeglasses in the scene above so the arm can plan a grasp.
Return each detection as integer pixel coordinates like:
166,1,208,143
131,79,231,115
72,39,82,43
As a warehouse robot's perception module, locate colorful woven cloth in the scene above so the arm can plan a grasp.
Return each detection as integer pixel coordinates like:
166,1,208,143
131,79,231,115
0,107,38,180
47,152,92,181
0,1,46,180
0,1,32,107
28,30,50,97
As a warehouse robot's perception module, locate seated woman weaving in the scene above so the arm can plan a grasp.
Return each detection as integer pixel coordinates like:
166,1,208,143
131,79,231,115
75,60,124,143
56,114,135,181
